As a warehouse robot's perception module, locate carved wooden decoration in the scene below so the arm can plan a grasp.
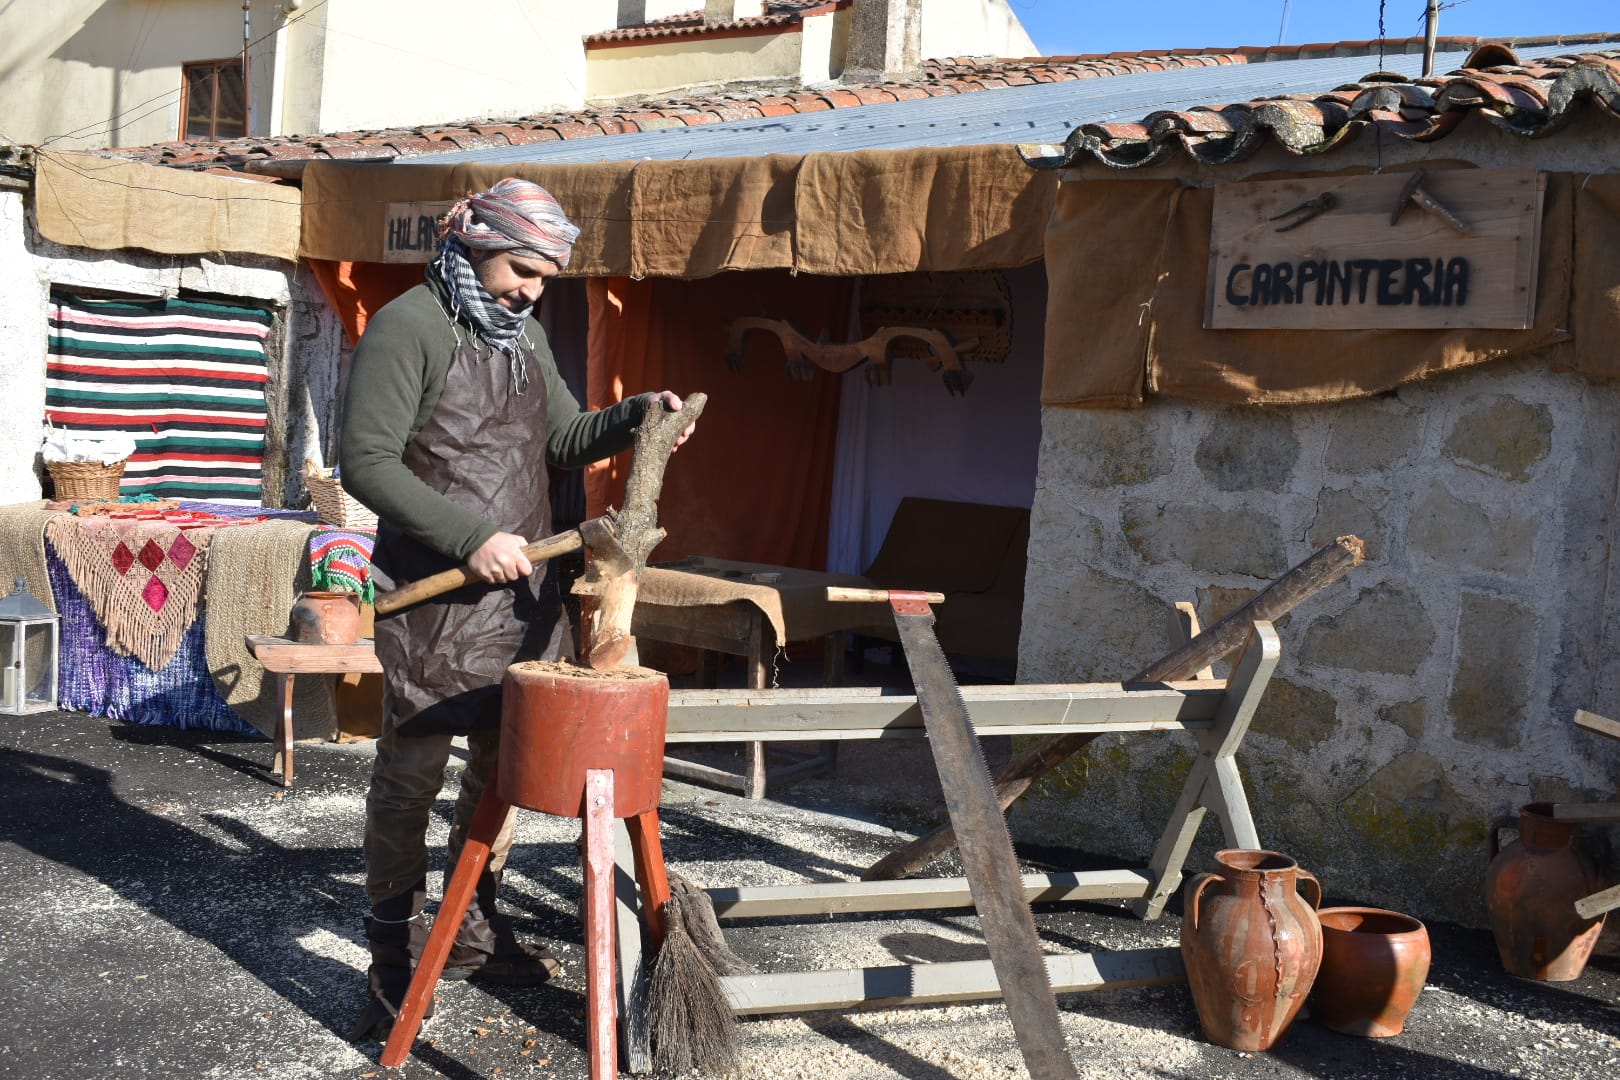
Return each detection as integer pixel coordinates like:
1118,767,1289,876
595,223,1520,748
858,270,1013,365
724,316,977,396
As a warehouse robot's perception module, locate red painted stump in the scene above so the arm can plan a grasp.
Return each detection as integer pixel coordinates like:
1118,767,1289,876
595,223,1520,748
382,662,672,1078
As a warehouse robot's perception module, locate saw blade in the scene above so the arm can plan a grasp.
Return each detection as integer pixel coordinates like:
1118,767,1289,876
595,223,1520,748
890,599,1078,1080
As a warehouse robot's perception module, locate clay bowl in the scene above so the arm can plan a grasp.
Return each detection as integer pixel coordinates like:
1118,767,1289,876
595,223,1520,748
1310,906,1431,1037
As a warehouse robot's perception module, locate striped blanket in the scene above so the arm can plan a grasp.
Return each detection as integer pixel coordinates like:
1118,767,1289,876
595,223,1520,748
46,292,272,504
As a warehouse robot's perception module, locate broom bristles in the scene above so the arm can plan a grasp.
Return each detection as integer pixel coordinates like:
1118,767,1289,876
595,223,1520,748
648,890,739,1077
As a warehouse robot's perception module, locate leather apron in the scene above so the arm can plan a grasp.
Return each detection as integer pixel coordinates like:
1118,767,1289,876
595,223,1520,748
371,339,569,737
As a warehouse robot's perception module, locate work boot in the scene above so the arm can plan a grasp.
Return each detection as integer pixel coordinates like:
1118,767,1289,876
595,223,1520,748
442,869,561,985
349,890,435,1042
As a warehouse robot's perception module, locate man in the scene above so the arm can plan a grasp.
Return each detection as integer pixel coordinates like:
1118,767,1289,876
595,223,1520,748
339,178,691,1040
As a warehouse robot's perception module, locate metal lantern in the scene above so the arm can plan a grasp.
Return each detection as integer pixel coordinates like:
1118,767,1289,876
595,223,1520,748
0,578,59,715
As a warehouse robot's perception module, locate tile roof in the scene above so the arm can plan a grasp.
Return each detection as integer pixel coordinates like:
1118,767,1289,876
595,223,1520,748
583,6,812,45
109,50,1253,171
103,34,1620,174
1022,41,1620,170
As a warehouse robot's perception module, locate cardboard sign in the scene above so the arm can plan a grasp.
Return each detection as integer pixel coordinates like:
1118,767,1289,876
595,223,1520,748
383,200,455,263
1206,168,1543,330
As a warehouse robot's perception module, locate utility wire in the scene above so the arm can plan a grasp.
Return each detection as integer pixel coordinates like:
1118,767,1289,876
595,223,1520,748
1277,1,1292,46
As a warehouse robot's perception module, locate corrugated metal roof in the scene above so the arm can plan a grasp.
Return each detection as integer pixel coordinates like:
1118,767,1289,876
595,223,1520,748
393,44,1581,167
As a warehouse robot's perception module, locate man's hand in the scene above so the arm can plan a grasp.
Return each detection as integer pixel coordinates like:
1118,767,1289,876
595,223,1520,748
651,390,697,451
468,531,533,584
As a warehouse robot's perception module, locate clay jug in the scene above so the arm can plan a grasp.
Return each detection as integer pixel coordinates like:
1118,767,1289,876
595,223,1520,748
1485,802,1606,981
1181,849,1323,1052
1310,907,1431,1037
289,590,362,645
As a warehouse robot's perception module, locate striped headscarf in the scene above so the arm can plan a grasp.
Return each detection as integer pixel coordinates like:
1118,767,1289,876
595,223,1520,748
438,178,580,268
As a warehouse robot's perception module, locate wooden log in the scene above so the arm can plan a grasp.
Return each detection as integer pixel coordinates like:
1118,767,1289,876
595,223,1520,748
861,535,1365,883
575,393,706,669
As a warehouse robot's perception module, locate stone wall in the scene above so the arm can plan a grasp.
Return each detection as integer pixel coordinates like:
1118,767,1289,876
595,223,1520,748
1016,355,1620,923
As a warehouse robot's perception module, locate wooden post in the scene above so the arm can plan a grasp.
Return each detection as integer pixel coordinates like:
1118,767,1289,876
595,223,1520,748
862,536,1364,883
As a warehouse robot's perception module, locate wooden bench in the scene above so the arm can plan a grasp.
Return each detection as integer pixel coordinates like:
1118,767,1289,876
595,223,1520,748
245,635,383,787
634,617,1280,1021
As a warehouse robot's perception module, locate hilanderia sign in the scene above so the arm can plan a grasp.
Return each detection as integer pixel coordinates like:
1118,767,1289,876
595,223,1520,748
1206,167,1543,330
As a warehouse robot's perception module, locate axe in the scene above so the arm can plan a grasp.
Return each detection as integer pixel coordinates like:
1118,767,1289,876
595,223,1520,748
371,393,705,623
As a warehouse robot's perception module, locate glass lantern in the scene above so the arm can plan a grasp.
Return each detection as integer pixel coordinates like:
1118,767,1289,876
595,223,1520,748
0,578,59,715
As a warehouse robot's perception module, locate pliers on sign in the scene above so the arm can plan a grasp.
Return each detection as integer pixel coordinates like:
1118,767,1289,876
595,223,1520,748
1269,192,1337,232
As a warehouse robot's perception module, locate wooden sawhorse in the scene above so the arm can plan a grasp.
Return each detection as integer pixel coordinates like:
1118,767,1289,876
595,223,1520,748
648,619,1280,1028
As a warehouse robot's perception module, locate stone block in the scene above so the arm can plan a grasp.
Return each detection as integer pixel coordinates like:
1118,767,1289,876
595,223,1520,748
1323,399,1422,474
1122,501,1287,579
1045,409,1174,488
1017,561,1171,683
1443,397,1553,481
1447,591,1539,749
1195,408,1300,492
1381,698,1426,741
1306,487,1385,560
1252,676,1338,750
1302,582,1434,676
1407,486,1538,577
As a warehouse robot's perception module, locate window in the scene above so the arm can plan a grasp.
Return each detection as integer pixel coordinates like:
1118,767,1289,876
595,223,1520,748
181,60,246,141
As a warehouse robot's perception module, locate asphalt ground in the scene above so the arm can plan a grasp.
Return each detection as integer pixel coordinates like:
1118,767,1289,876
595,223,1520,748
1,708,1617,1080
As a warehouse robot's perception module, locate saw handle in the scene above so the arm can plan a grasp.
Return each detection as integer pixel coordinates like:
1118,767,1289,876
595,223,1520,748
826,586,945,605
373,530,584,616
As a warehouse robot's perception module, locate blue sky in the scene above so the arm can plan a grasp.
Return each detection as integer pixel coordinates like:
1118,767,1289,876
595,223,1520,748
1009,1,1614,56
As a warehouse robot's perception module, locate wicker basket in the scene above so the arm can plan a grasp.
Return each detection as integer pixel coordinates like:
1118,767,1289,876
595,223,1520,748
304,464,378,529
47,459,126,501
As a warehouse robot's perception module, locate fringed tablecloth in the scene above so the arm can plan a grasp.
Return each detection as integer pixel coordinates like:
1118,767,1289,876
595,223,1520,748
0,500,59,614
48,539,252,733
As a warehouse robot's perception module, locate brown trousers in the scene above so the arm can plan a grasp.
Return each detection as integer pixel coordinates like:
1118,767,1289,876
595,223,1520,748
363,723,517,908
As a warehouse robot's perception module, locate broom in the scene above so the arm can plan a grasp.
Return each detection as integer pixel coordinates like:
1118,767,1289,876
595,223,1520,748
646,874,751,1076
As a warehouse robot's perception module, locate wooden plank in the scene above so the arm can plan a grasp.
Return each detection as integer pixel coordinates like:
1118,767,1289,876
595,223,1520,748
720,947,1185,1015
705,870,1154,919
666,718,1209,744
612,821,652,1074
1206,167,1542,330
1575,882,1620,920
1573,709,1620,743
661,755,751,793
665,682,1227,739
245,635,383,674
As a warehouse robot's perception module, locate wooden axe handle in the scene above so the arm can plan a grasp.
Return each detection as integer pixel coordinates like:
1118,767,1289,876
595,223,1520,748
372,530,584,616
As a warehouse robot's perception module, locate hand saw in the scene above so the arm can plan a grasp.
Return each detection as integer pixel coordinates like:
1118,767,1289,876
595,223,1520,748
832,586,1078,1079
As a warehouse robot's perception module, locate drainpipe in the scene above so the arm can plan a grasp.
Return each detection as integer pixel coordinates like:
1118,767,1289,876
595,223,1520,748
1422,0,1439,78
845,0,921,80
243,0,253,135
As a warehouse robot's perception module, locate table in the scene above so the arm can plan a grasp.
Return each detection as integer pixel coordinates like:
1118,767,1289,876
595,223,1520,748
631,557,890,798
246,635,382,786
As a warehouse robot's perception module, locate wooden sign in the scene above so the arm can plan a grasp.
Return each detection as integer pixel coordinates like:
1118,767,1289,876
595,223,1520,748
1206,167,1543,330
383,200,455,263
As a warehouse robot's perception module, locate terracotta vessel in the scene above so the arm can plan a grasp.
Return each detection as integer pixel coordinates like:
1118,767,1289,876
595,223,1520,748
498,661,669,820
1310,907,1431,1037
1485,802,1606,981
1181,849,1323,1052
288,590,361,645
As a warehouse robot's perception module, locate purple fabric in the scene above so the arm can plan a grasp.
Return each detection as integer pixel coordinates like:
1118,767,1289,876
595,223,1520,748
178,500,318,522
47,540,258,735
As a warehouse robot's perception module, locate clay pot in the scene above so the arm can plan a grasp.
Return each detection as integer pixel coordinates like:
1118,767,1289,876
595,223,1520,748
288,590,362,645
498,660,669,820
1181,849,1324,1052
1485,802,1606,981
1310,907,1430,1037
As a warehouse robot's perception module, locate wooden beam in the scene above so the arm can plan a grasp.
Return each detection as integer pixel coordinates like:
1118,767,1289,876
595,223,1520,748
1574,709,1620,743
720,948,1185,1015
705,870,1154,919
665,682,1227,741
1575,882,1620,920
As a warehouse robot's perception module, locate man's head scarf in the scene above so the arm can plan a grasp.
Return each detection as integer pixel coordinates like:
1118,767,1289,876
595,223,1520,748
427,179,580,379
439,178,580,268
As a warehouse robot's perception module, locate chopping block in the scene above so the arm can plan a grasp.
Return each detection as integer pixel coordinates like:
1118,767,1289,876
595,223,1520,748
381,662,671,1077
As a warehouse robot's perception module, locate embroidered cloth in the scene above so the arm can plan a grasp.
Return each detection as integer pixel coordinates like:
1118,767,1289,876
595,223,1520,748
309,527,376,603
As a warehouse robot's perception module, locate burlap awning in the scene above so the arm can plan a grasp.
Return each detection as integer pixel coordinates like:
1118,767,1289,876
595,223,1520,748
33,151,301,263
1038,168,1620,407
298,144,1057,278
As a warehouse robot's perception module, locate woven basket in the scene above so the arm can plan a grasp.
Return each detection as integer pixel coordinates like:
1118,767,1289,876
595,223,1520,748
305,464,378,529
47,459,125,501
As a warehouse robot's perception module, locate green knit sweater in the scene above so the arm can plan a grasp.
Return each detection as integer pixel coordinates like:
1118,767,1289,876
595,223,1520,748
339,282,646,560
